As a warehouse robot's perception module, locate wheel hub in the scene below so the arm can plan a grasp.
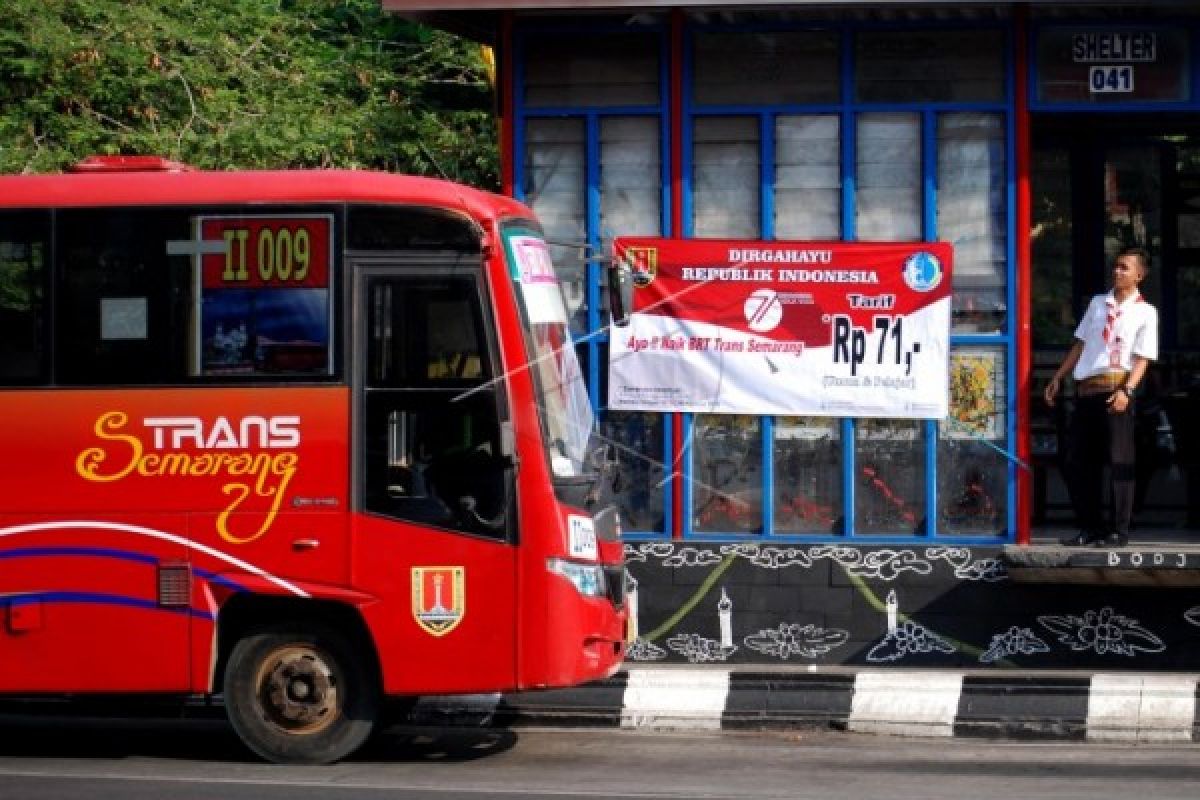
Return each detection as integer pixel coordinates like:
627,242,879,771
258,646,339,733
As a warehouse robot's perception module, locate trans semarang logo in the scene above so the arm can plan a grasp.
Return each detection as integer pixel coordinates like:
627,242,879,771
744,289,783,332
74,412,301,545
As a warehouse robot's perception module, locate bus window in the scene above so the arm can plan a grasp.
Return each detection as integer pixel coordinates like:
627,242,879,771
54,208,335,384
55,209,191,384
362,275,511,538
347,205,481,252
0,211,49,384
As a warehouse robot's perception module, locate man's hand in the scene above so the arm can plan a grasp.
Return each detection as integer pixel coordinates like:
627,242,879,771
1044,376,1061,408
1107,388,1131,414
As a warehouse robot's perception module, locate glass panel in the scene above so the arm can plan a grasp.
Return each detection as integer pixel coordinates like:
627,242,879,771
856,30,1005,103
347,206,481,251
856,113,921,241
1031,147,1075,348
1177,146,1200,347
938,346,1007,535
937,112,1007,333
606,411,666,533
367,279,491,387
773,417,841,534
524,118,588,333
195,216,335,378
0,211,48,383
937,441,1008,535
1176,266,1200,346
363,277,507,539
503,228,594,480
601,116,662,286
694,31,839,105
854,418,924,534
524,32,660,108
56,209,193,385
56,209,338,385
692,414,763,534
1104,145,1161,305
775,115,841,240
693,116,760,238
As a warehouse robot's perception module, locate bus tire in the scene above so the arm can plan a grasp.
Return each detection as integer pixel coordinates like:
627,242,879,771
224,625,379,765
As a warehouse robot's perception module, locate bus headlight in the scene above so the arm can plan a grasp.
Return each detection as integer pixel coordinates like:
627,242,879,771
546,558,607,598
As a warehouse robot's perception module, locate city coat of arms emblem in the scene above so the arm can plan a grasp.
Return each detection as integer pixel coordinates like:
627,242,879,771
411,566,465,637
624,245,658,287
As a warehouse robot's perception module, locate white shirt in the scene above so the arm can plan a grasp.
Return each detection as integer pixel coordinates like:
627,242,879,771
1072,289,1158,380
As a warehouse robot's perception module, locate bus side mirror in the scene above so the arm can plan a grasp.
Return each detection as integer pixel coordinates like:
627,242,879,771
608,261,633,328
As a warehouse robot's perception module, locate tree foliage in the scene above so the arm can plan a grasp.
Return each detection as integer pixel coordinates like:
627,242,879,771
0,0,498,187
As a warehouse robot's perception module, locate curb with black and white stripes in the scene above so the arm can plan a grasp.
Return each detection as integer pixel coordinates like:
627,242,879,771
412,668,1200,743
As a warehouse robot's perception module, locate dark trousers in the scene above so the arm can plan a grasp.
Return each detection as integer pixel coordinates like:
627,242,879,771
1066,393,1137,536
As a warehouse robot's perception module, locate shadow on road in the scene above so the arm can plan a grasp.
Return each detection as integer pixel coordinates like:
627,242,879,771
357,725,518,763
0,705,518,764
0,712,253,762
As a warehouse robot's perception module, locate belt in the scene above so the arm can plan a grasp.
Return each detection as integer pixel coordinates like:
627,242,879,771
1077,371,1128,396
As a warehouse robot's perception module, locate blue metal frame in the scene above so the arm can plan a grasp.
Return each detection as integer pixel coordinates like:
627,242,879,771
512,15,1018,544
1005,21,1020,550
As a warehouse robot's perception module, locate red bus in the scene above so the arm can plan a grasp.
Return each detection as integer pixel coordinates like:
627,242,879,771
0,157,627,763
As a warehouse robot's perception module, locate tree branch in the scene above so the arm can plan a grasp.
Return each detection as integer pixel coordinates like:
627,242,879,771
171,67,199,153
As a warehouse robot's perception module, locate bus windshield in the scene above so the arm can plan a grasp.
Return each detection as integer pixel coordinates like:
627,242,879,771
501,225,595,480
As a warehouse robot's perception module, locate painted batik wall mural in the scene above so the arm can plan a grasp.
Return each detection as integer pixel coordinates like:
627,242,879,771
624,543,1200,669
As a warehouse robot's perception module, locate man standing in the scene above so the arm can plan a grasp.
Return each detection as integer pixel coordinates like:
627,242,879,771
1043,246,1158,547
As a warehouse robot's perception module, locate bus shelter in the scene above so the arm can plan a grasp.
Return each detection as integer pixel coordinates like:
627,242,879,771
388,0,1200,669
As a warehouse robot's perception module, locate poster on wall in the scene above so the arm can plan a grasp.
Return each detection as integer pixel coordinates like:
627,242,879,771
945,349,1004,440
607,238,953,418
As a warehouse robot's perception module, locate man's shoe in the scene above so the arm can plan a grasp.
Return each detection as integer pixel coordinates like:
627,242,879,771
1060,530,1101,546
1098,532,1129,548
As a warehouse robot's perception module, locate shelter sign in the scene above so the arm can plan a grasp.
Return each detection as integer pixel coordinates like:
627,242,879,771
608,238,952,418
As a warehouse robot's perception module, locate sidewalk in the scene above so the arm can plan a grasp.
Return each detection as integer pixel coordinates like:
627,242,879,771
412,667,1200,743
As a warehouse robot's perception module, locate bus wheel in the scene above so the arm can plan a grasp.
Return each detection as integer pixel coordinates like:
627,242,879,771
224,625,378,764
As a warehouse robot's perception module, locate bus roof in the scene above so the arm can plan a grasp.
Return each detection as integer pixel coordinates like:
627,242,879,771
0,167,534,226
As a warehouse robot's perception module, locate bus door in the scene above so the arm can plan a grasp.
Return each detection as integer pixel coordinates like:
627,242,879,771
350,259,518,693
